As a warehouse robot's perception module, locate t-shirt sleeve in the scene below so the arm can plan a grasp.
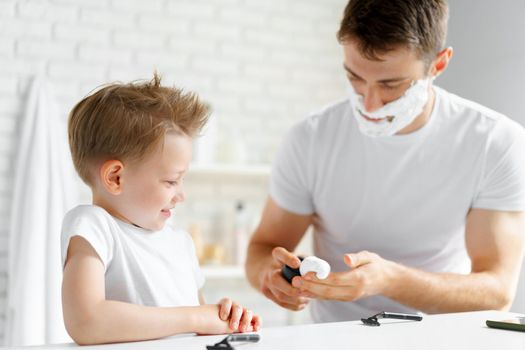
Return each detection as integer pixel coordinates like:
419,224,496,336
269,120,315,215
473,120,525,211
61,206,115,271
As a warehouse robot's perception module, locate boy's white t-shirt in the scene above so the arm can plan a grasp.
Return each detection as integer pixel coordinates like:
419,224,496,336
61,205,204,307
270,86,525,322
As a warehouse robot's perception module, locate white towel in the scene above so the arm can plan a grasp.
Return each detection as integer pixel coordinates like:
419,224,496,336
5,76,76,346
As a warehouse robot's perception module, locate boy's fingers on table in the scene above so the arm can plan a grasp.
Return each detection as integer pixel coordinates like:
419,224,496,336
239,308,253,332
229,303,243,330
218,298,233,320
252,314,262,331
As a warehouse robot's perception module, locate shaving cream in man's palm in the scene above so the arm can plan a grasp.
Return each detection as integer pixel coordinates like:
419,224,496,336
281,256,331,283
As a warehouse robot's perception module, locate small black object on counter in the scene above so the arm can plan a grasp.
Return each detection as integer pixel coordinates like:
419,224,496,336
361,312,423,326
206,334,260,350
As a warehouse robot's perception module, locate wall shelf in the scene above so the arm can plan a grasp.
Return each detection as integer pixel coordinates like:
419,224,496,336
201,264,246,279
188,163,271,178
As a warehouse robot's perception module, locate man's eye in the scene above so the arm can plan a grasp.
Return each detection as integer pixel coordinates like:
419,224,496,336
166,181,178,186
381,84,401,91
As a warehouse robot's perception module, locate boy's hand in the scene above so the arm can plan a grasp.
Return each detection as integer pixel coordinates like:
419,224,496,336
218,298,262,332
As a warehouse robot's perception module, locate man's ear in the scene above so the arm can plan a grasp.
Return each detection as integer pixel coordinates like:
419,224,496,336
99,160,124,195
430,46,453,78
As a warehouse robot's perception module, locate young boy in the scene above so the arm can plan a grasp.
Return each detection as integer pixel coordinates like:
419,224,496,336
61,74,261,345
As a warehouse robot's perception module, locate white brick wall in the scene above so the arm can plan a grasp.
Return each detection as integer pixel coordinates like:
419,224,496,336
0,0,348,342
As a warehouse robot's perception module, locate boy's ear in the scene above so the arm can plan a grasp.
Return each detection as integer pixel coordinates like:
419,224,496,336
430,46,453,78
100,160,124,195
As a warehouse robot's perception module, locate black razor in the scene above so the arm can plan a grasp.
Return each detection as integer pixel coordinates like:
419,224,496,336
361,312,423,326
281,256,304,283
206,334,260,350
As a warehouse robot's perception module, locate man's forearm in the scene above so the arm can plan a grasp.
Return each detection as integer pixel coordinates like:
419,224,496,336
245,242,276,291
386,262,516,314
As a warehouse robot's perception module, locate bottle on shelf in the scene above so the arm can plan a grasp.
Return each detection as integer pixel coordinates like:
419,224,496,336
201,213,227,266
233,200,249,266
188,223,204,264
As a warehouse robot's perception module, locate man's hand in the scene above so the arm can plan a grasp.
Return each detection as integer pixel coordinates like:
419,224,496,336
245,198,313,311
217,298,262,333
259,247,311,310
292,251,395,302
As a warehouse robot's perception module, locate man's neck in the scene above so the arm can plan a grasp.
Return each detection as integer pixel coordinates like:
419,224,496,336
396,87,436,135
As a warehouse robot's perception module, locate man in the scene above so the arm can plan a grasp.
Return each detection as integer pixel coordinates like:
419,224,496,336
245,0,525,322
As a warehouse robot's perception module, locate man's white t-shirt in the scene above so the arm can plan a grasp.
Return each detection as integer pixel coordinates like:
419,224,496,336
270,86,525,322
61,205,204,307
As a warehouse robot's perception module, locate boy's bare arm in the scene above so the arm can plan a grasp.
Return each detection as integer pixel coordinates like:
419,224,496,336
62,236,233,345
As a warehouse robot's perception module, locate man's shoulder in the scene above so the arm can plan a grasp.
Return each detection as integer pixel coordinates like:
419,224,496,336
289,98,351,138
436,86,525,141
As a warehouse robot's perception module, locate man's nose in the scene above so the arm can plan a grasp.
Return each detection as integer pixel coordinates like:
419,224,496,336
362,87,383,113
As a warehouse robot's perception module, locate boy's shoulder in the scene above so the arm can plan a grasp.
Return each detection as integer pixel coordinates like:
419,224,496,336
61,205,119,269
64,204,114,224
63,205,196,249
62,204,118,235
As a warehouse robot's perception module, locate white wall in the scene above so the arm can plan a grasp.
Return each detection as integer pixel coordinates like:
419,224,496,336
439,0,525,127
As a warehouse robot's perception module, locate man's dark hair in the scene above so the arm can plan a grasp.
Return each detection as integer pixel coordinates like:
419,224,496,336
337,0,449,63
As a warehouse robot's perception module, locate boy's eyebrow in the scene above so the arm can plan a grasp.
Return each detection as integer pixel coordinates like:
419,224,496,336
166,168,187,176
342,64,409,84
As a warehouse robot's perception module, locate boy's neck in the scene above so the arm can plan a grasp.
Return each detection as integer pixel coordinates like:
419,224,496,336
92,191,134,226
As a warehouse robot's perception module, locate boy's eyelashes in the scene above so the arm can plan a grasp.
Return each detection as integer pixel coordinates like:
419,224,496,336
166,175,184,186
164,173,186,186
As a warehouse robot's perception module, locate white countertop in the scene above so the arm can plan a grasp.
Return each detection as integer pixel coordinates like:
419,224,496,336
11,310,525,350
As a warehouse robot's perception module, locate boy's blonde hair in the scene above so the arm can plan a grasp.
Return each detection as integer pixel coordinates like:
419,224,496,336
68,73,210,185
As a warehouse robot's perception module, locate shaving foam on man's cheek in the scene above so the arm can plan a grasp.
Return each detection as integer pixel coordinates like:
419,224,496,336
348,77,432,137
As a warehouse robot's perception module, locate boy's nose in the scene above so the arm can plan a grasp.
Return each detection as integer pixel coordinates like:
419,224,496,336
172,190,185,203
